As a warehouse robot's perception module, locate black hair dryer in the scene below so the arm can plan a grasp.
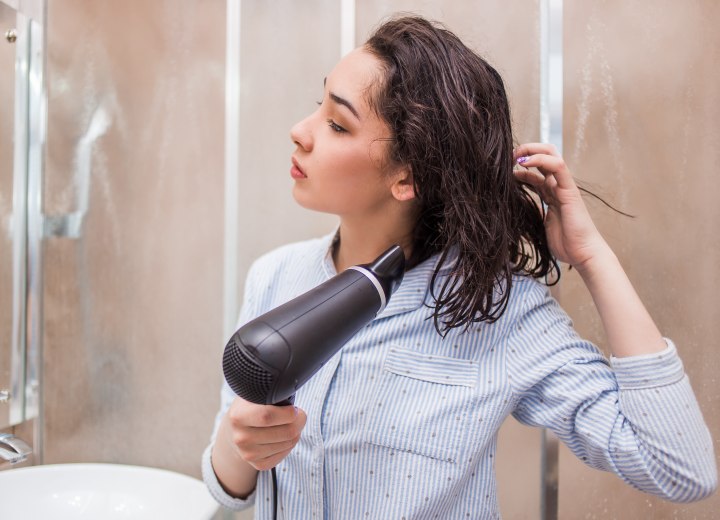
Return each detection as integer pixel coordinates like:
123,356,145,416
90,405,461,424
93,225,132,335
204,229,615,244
222,245,405,406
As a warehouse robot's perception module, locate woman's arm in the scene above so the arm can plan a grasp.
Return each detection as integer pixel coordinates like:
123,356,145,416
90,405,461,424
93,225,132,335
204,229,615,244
513,143,665,357
506,283,717,502
210,398,307,498
573,245,666,357
511,143,717,500
210,412,260,498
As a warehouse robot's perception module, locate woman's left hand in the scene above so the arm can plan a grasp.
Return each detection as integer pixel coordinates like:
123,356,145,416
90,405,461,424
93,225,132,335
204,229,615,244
513,143,610,272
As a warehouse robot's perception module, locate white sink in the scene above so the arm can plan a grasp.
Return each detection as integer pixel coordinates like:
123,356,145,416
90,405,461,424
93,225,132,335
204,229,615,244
0,463,219,519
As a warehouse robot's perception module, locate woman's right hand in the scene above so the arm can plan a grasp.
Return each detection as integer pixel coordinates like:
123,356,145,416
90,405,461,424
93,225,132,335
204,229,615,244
225,397,307,471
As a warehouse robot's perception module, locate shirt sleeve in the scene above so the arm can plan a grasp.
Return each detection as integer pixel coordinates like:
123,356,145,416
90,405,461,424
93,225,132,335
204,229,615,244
201,261,264,511
201,443,256,511
506,284,718,503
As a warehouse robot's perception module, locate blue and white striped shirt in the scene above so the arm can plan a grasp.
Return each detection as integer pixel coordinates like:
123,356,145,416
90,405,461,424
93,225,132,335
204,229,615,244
203,232,717,518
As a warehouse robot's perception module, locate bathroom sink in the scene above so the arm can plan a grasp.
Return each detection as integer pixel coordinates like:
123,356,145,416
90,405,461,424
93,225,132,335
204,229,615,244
0,463,219,519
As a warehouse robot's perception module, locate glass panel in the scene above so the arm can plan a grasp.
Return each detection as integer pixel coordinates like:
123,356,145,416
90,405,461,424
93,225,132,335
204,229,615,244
559,1,720,518
0,1,17,430
41,0,226,475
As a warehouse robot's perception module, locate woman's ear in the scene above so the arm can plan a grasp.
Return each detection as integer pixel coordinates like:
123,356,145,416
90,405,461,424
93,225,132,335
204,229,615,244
390,166,415,202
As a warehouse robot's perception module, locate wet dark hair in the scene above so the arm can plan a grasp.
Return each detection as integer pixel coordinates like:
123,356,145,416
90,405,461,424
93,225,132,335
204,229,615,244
365,15,559,334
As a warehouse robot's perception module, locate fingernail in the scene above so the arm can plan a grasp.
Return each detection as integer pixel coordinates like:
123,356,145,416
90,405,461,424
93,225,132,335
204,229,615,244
517,156,530,164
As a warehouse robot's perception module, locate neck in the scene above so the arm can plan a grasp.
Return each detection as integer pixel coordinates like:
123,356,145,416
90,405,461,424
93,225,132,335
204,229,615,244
333,215,414,273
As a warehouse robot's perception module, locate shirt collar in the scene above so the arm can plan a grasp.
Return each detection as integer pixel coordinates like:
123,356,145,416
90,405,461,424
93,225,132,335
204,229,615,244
376,255,437,320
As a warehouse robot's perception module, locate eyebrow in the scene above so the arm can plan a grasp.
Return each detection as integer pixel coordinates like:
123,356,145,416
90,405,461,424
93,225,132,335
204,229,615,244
324,78,360,119
329,92,359,119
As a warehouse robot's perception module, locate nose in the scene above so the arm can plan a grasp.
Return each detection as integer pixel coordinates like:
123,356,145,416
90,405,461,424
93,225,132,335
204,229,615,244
290,112,314,152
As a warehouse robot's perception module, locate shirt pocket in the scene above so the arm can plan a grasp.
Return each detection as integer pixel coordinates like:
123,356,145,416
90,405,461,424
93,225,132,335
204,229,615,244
362,345,480,463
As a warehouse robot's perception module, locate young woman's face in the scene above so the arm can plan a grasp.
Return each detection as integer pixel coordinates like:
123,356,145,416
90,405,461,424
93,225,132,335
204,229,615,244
289,48,400,218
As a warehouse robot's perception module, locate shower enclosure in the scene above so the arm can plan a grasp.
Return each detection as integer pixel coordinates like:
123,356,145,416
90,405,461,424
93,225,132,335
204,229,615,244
1,1,718,519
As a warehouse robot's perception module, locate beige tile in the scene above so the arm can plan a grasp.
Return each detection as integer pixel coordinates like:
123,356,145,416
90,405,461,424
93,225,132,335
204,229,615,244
559,1,720,518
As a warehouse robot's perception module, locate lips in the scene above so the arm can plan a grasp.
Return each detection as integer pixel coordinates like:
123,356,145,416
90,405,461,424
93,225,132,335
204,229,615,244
290,157,307,179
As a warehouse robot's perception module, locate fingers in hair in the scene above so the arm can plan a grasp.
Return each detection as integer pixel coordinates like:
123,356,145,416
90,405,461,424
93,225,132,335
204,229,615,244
514,142,560,159
515,154,575,191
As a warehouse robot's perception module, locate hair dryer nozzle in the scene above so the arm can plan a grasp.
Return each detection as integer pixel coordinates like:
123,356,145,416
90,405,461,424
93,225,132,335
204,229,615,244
364,244,405,301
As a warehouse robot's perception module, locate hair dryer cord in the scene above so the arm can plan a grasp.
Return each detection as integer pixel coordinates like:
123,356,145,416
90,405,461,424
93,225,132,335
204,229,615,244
271,466,279,520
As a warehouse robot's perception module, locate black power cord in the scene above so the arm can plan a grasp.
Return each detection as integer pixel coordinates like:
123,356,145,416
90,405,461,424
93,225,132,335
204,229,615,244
271,467,279,520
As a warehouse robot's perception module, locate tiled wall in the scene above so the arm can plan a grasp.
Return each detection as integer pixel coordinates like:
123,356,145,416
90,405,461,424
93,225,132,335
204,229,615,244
558,1,720,517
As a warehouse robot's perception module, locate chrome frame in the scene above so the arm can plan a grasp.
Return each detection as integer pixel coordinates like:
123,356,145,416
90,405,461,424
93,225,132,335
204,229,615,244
540,0,564,154
539,0,563,518
9,9,29,428
223,0,241,341
340,0,355,57
25,11,45,437
4,0,45,464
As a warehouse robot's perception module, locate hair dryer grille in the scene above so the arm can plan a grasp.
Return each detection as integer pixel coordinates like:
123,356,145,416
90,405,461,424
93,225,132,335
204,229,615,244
223,245,405,405
222,338,275,404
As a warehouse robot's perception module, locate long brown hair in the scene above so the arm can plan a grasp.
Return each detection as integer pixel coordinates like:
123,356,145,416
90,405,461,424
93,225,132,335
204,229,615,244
365,15,559,334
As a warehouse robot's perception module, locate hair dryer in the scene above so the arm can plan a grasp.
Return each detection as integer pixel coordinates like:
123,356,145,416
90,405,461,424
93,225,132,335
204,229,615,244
222,245,405,406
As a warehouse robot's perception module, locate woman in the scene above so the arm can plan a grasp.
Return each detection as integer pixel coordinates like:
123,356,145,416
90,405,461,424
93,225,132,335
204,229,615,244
203,16,717,518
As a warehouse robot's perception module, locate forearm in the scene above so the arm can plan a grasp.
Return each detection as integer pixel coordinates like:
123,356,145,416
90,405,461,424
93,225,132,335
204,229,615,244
210,414,259,499
576,242,666,358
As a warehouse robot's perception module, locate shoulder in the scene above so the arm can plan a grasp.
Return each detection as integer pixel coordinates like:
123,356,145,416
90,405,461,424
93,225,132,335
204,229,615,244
504,276,604,376
243,233,334,309
504,275,583,352
250,235,330,277
510,274,554,304
502,275,563,325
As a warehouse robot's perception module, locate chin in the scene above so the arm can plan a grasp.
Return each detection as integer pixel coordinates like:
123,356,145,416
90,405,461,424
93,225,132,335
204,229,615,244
291,188,313,210
292,188,338,215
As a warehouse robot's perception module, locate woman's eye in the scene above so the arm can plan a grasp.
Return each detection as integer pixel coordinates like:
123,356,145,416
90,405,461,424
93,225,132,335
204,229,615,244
326,119,347,133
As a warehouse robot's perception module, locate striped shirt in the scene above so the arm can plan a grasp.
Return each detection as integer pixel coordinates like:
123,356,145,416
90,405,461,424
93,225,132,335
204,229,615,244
202,232,717,519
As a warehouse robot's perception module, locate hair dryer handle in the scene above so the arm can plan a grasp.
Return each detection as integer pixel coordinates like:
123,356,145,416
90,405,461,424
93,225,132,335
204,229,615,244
274,395,295,407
